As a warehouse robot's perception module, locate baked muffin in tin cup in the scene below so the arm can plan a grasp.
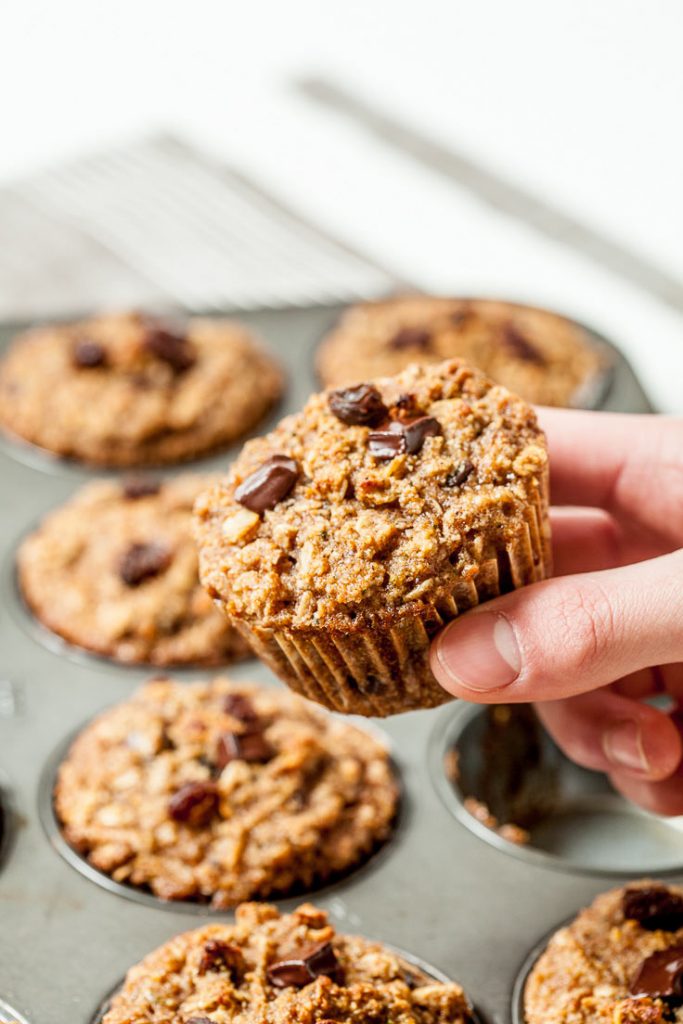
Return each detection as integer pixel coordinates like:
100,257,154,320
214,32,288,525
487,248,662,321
316,294,612,409
98,901,475,1024
523,880,683,1024
196,359,551,717
17,474,250,668
0,311,283,467
53,676,399,907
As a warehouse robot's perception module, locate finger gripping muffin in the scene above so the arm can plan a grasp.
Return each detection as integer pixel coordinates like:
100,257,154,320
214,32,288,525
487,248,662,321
316,295,611,408
195,359,551,716
101,901,474,1024
0,311,283,466
54,677,398,906
524,881,683,1024
18,475,249,667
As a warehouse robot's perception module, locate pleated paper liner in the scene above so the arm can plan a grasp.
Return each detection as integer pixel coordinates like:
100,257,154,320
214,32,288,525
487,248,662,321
232,482,551,717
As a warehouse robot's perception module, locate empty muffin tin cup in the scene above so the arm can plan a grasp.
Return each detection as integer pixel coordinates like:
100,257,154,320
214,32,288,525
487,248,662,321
90,948,483,1024
431,702,683,876
39,716,404,915
0,998,30,1024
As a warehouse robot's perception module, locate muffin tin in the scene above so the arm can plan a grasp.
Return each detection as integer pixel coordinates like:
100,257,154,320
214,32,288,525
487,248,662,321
0,303,668,1024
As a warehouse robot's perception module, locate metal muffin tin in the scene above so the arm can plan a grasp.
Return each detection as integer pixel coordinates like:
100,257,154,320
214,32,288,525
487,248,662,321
0,304,667,1024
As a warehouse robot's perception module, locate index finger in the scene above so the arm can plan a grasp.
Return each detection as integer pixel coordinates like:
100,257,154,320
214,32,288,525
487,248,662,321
538,409,683,541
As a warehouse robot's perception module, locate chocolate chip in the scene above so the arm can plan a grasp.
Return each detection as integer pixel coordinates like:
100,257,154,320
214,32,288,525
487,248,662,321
388,326,432,351
368,416,441,459
445,459,475,487
216,728,273,770
623,887,683,931
144,325,196,372
73,339,107,368
168,781,219,826
223,693,259,723
630,945,683,1001
118,541,172,587
198,939,245,980
121,476,162,500
328,384,388,426
234,455,299,513
186,1018,218,1024
401,416,442,453
500,323,544,365
368,428,405,460
267,941,343,989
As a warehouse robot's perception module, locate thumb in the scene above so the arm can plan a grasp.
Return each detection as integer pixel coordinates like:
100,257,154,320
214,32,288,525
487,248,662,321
429,549,683,702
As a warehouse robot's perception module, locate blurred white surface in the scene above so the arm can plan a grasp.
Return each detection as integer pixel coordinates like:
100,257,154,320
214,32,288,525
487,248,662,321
1,0,682,408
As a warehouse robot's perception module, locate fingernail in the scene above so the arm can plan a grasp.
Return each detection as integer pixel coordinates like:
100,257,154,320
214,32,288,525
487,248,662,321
433,612,521,692
603,720,650,774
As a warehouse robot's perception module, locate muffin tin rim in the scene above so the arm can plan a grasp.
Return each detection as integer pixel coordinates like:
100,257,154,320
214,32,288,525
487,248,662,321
38,701,407,916
0,996,31,1024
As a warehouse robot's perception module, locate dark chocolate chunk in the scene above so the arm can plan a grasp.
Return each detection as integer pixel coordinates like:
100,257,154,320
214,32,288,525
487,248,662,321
118,541,172,587
267,941,343,989
328,384,388,426
369,416,441,459
216,728,273,770
388,326,432,351
623,887,683,931
368,427,405,459
401,416,442,454
186,1018,218,1024
445,459,475,487
198,939,245,980
144,325,196,373
121,476,162,500
234,455,299,514
500,323,544,365
168,781,219,826
73,339,107,368
223,693,259,723
630,945,683,1001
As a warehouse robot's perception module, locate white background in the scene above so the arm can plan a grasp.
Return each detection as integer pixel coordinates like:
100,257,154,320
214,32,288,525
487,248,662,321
2,0,682,409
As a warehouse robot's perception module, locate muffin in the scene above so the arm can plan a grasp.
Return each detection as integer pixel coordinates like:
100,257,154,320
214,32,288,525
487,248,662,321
525,881,683,1023
0,311,282,466
195,359,551,716
317,296,610,408
18,475,250,667
101,900,473,1024
54,677,398,906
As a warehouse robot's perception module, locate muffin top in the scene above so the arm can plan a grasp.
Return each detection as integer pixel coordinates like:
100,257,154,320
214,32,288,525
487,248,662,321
55,677,398,906
195,360,549,631
0,311,282,466
18,474,249,667
525,881,683,1024
316,296,609,408
102,900,473,1024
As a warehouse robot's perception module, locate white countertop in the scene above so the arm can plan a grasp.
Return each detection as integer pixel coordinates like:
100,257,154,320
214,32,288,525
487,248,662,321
2,0,682,410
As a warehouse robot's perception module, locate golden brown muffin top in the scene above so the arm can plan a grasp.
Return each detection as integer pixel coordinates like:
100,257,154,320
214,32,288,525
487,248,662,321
195,360,548,630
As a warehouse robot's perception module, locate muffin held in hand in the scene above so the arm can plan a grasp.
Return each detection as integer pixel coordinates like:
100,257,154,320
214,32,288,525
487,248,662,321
317,295,611,408
0,311,282,466
195,359,551,716
55,677,398,906
525,881,683,1024
18,474,249,667
101,900,474,1024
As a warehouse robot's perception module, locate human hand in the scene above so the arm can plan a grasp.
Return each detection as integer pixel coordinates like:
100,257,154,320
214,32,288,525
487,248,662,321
429,409,683,815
